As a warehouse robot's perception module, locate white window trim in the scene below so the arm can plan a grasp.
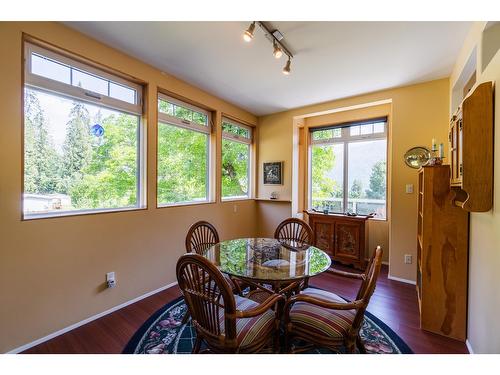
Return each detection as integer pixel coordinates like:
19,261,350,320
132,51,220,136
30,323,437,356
309,120,387,219
23,43,146,219
221,118,253,200
311,122,387,145
157,94,212,206
158,93,211,134
23,206,145,221
25,42,143,116
222,117,253,144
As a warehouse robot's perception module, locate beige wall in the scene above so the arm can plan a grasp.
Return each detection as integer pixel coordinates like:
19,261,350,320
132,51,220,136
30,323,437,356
256,79,450,281
449,21,500,354
0,22,258,353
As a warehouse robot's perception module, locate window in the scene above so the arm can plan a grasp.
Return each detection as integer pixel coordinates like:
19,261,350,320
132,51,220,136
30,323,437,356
157,95,211,206
23,42,144,218
309,118,387,219
221,118,252,199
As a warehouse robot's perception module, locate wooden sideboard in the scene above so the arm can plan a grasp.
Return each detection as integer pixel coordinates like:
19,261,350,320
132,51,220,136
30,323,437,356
305,211,370,270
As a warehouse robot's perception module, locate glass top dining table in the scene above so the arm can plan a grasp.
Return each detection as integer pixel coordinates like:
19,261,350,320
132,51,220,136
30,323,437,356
203,238,331,288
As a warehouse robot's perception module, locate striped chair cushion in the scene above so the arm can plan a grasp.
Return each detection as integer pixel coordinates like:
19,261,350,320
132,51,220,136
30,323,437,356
289,288,355,342
218,295,275,348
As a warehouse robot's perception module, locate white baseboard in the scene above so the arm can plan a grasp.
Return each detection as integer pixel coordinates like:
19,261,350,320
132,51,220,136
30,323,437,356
387,274,416,285
6,281,178,354
466,339,474,354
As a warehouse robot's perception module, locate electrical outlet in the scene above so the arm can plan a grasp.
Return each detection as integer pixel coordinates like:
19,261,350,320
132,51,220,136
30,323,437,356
233,204,238,213
404,255,412,264
106,272,116,288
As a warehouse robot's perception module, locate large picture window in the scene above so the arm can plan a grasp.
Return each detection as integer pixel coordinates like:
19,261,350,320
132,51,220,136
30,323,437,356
23,42,144,218
157,95,211,206
221,118,252,199
309,119,387,219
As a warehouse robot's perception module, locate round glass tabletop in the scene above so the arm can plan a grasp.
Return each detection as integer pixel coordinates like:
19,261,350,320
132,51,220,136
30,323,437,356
203,238,331,282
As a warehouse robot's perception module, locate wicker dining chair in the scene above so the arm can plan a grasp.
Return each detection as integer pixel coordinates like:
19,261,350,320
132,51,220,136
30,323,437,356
182,221,244,324
274,218,314,291
185,221,220,255
185,220,244,291
274,218,314,245
176,253,284,353
283,246,383,354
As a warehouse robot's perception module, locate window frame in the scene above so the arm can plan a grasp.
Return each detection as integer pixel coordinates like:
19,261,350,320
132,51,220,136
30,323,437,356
157,93,211,135
22,42,146,220
221,117,253,201
25,42,143,116
308,118,388,220
156,93,213,207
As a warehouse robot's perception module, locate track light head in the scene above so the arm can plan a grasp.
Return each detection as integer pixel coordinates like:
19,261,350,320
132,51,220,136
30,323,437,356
243,22,256,42
282,58,291,75
273,41,283,59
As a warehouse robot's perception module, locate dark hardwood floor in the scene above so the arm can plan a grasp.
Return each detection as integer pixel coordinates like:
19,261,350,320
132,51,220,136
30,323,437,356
23,265,468,354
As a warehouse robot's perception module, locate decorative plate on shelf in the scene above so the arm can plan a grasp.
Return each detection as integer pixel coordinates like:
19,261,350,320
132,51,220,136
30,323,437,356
404,147,431,169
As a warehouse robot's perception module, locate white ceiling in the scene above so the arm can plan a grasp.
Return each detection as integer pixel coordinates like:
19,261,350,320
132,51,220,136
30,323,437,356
65,22,472,116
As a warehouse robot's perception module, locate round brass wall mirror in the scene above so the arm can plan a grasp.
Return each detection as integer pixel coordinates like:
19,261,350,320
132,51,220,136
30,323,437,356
404,147,431,169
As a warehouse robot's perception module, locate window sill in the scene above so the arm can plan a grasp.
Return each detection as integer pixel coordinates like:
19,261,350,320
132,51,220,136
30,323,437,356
221,197,252,203
157,200,215,209
369,217,388,222
255,198,292,203
22,206,146,221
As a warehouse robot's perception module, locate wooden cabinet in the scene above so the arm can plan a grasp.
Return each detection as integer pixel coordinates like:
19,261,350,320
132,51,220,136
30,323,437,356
305,211,369,270
417,166,469,341
449,81,493,212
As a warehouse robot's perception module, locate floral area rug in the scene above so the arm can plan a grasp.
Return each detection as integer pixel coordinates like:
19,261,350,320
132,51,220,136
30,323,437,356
123,296,413,354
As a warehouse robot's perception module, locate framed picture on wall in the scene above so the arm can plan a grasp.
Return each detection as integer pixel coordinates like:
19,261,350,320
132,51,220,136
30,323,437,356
263,161,283,185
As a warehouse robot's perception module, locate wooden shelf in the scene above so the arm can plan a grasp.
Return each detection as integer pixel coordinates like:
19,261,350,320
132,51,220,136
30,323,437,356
449,81,493,212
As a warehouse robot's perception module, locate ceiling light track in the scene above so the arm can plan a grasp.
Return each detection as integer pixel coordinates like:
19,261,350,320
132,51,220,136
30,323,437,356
242,21,294,75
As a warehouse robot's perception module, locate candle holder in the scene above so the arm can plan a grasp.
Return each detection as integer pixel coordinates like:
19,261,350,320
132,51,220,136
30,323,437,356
427,146,445,166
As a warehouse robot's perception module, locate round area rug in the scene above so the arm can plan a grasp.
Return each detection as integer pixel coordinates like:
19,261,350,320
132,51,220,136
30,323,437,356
123,295,412,354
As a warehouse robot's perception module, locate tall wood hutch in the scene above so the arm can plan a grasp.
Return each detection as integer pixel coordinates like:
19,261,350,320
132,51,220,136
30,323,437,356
416,81,493,341
416,165,469,341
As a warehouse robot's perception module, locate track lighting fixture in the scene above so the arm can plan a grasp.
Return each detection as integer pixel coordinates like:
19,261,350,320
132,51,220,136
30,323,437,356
273,41,283,59
282,58,291,75
242,21,294,75
243,22,255,42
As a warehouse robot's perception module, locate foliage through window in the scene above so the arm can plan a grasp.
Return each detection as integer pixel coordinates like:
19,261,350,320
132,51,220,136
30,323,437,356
23,43,144,218
221,118,252,199
157,95,210,205
310,119,387,219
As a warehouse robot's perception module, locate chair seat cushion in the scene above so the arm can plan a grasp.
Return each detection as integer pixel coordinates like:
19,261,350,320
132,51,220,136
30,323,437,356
289,288,355,342
218,295,275,348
